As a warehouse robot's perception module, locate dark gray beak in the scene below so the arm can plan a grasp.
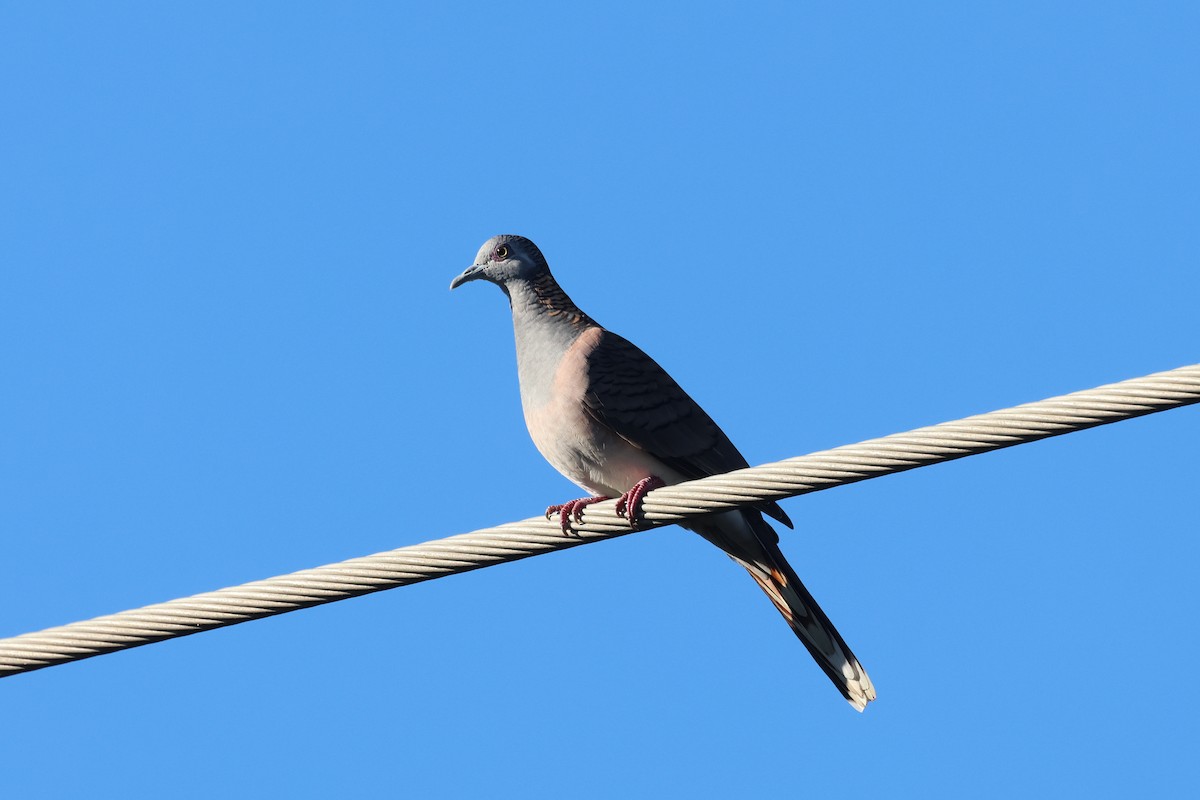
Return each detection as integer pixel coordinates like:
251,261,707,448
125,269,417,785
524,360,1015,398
450,264,484,290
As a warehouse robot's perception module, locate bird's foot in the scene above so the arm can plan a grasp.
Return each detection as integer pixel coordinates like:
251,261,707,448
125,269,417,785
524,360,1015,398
614,475,666,529
546,496,611,534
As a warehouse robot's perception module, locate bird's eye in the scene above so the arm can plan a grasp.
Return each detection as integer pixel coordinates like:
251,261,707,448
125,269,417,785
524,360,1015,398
495,245,509,260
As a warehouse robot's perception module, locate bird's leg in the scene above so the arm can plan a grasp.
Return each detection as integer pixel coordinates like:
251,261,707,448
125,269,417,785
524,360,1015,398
614,475,666,529
545,496,611,534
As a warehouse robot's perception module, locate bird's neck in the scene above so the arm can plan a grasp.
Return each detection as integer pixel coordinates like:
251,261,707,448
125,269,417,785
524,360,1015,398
506,275,597,404
505,273,595,330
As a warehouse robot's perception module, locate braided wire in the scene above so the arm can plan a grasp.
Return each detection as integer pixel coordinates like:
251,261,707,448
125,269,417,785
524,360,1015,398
2,364,1197,677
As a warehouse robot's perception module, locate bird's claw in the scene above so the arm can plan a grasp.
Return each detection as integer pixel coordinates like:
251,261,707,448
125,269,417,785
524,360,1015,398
545,496,611,534
614,475,666,529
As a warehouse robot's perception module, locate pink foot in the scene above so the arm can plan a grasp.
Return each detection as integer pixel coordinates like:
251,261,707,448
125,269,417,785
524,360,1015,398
614,475,666,529
546,496,611,534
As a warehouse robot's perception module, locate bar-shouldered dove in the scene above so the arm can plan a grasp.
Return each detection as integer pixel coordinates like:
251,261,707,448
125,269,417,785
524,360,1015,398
451,234,875,710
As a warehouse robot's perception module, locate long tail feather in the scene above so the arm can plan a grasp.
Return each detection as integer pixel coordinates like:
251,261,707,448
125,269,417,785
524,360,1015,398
699,513,876,710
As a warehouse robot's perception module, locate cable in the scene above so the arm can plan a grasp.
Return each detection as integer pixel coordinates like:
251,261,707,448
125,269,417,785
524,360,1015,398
1,364,1196,677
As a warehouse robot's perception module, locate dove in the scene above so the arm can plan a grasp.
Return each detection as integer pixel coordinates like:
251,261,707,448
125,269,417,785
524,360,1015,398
451,234,875,710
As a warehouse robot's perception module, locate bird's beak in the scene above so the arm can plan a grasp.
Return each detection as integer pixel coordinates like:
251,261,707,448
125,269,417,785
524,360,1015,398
450,264,484,290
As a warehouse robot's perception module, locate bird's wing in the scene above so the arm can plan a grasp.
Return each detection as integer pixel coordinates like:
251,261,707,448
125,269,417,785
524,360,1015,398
581,329,792,528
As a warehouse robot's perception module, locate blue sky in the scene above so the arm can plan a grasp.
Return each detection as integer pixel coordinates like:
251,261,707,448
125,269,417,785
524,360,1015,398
1,3,1197,797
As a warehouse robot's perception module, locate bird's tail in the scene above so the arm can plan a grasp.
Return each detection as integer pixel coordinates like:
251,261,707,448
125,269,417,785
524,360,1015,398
713,514,876,711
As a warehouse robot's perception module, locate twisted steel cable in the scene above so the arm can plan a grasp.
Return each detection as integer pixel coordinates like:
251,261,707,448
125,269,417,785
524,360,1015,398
1,364,1197,677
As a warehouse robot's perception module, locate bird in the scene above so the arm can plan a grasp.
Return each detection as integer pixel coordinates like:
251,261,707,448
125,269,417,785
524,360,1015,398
450,234,876,710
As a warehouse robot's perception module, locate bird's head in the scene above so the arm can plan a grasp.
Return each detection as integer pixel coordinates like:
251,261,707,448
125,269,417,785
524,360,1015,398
450,235,549,291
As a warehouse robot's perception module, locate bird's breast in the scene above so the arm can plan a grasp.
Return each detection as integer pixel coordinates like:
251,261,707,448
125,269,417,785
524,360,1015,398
519,326,683,497
520,326,609,494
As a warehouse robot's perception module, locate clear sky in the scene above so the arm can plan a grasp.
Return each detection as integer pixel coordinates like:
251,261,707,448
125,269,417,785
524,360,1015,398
2,3,1197,798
